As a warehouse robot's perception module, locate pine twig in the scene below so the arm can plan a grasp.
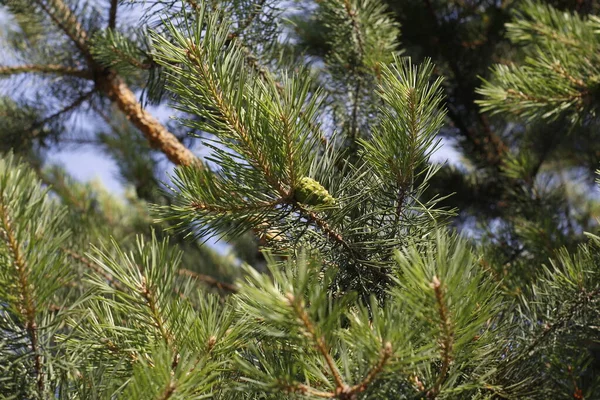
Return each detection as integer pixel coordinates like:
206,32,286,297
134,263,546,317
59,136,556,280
238,46,329,147
178,268,239,293
286,292,392,398
0,64,92,79
34,0,199,167
157,382,177,400
33,0,92,62
62,247,125,291
27,90,96,136
286,293,347,391
0,203,44,396
140,275,176,349
427,275,453,399
108,0,118,29
347,342,393,395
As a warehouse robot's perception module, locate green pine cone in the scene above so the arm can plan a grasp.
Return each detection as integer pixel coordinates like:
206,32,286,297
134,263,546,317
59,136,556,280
293,177,336,207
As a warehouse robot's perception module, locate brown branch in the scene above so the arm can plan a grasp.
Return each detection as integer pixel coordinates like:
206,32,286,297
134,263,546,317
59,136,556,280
97,73,198,166
35,0,200,168
178,268,239,293
0,203,44,395
157,381,176,400
186,48,283,189
519,287,600,361
347,342,393,395
108,0,118,29
0,64,92,79
427,276,453,399
28,90,96,136
140,276,175,348
348,78,362,151
62,247,127,291
33,0,92,62
283,382,335,398
343,0,365,59
228,0,268,39
286,292,347,391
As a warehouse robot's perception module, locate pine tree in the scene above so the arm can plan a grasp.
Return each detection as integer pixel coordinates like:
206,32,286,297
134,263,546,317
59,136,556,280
0,0,599,399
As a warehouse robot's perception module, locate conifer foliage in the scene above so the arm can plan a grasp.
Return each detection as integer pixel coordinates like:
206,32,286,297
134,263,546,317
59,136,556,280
0,0,600,399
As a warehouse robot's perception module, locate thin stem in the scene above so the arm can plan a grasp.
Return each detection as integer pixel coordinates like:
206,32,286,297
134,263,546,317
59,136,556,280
427,276,453,398
178,268,239,293
228,0,268,39
519,287,600,360
343,0,365,60
108,0,118,29
28,90,96,135
156,381,176,400
0,64,92,79
286,293,346,391
33,0,92,63
342,0,366,149
348,78,362,150
0,202,44,395
422,0,507,167
140,276,175,349
62,247,126,291
347,342,393,395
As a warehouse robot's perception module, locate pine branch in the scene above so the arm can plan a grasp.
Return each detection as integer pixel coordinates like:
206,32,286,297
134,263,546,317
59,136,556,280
427,275,453,399
284,293,392,397
0,64,92,79
108,0,118,29
98,73,198,166
27,90,96,137
32,0,93,63
61,247,125,291
343,342,393,396
343,0,366,60
185,46,284,189
140,275,176,349
285,292,346,392
520,286,600,361
32,0,199,167
341,0,366,150
178,268,239,293
229,0,268,39
0,202,44,396
240,46,329,146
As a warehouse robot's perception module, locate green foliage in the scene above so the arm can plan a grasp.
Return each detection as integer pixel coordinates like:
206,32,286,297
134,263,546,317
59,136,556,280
151,4,448,295
1,0,600,398
0,153,72,397
477,1,600,122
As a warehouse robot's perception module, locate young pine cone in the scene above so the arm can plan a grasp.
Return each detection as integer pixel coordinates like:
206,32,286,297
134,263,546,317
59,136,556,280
293,177,336,207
